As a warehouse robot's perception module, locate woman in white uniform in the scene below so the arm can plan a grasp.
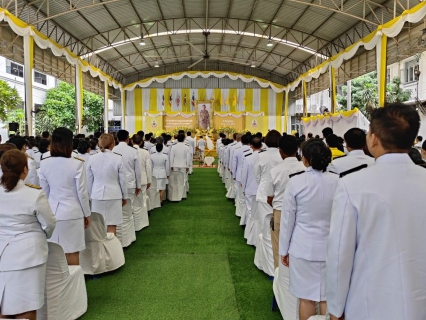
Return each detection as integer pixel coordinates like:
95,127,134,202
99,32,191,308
77,140,91,163
39,127,91,265
280,139,339,320
151,143,170,202
87,134,127,235
0,150,56,320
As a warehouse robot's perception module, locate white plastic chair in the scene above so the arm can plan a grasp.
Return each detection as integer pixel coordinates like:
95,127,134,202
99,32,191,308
79,212,125,275
147,176,161,209
245,199,258,246
133,190,149,231
254,213,274,276
272,264,299,320
116,198,137,248
37,242,87,320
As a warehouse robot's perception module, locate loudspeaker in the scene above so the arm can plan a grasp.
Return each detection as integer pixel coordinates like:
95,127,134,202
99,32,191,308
8,122,19,132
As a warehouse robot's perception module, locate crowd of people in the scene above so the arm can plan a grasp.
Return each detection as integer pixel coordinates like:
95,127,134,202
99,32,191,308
217,103,426,320
0,128,198,319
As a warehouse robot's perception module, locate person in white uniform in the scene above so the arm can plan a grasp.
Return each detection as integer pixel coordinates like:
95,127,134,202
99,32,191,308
77,140,91,163
39,127,91,266
197,137,207,159
254,130,282,232
327,103,426,320
186,132,195,173
168,133,190,201
232,135,251,218
144,134,153,151
89,139,99,155
8,136,39,186
33,139,50,169
327,128,375,175
280,139,338,320
151,143,170,202
87,134,127,235
0,150,56,320
264,135,305,269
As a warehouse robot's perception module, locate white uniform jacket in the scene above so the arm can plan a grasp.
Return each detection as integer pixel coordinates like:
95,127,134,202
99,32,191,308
113,142,142,190
144,141,153,151
134,145,152,186
25,156,39,186
326,154,426,320
280,167,339,261
233,145,250,181
39,156,91,220
86,150,127,200
169,142,190,169
150,145,170,157
230,142,242,176
197,139,206,150
264,157,305,211
186,136,195,154
241,150,260,196
327,149,375,174
255,148,282,203
225,142,237,169
26,147,38,159
0,180,56,271
90,149,98,156
151,152,170,179
77,152,91,164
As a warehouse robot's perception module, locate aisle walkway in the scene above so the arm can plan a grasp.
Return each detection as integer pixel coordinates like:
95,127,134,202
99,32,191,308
82,169,282,320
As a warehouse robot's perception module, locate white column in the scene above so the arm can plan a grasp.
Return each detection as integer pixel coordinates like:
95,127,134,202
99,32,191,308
75,64,84,133
23,35,34,135
104,82,109,133
121,89,126,129
347,80,352,110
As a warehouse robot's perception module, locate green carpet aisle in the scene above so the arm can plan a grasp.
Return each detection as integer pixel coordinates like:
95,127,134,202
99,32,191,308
81,168,282,320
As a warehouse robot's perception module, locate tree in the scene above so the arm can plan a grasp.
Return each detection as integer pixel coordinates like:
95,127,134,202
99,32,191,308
35,82,104,134
4,108,25,133
0,79,22,122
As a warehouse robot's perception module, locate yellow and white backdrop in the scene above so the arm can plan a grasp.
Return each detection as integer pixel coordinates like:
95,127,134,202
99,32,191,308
125,88,284,135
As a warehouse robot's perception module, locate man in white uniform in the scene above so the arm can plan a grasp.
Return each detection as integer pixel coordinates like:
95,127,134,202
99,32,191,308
232,135,250,218
328,128,375,175
185,132,195,174
197,137,206,159
227,134,242,199
113,130,141,245
327,103,426,320
143,134,153,151
8,136,39,186
168,133,190,201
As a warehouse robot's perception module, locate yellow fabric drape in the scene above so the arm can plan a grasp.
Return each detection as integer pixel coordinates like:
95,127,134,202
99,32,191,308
302,81,308,117
198,88,206,101
164,88,172,112
330,67,337,113
260,89,269,114
134,88,143,132
245,88,253,112
149,88,157,112
213,88,222,111
378,35,388,107
275,92,284,132
284,92,289,133
229,88,237,112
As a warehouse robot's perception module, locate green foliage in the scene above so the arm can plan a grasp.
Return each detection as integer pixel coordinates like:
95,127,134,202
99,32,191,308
3,108,25,132
35,82,104,134
337,72,411,119
0,79,22,122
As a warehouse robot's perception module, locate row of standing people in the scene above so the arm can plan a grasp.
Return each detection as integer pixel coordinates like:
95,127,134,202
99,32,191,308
217,102,426,320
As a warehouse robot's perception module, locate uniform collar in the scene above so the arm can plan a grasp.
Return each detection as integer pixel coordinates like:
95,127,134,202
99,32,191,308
376,153,413,165
348,150,365,156
118,142,128,146
283,157,299,163
17,179,25,186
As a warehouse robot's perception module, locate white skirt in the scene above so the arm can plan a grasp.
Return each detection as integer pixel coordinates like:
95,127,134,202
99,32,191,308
91,199,123,226
49,219,85,253
289,255,326,302
0,263,46,315
156,178,167,191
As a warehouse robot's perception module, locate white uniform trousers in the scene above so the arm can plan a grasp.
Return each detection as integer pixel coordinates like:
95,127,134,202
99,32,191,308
133,186,149,231
116,190,136,247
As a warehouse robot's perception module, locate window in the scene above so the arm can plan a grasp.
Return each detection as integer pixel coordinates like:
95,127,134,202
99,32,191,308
6,60,23,77
405,60,417,83
34,71,47,85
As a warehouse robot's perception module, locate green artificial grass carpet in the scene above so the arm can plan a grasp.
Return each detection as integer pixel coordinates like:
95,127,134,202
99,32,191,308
82,169,282,320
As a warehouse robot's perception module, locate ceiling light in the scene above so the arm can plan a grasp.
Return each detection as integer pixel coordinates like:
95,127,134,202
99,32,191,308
154,61,159,68
267,39,273,47
251,61,256,68
140,34,146,46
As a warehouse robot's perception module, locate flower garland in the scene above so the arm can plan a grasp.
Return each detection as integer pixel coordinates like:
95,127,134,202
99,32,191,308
171,126,194,136
217,127,236,135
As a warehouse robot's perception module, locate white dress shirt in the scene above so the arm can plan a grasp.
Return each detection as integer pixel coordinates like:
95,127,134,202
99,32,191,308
233,145,251,182
264,157,305,211
25,156,39,186
169,142,190,169
86,149,127,200
326,154,426,319
151,152,170,179
327,149,375,175
255,148,282,203
135,145,152,186
186,136,196,154
39,156,91,220
280,167,339,260
197,139,206,150
241,150,260,196
230,142,242,176
113,142,142,190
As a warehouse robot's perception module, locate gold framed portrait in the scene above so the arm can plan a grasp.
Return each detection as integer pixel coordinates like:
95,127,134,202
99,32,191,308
196,100,214,131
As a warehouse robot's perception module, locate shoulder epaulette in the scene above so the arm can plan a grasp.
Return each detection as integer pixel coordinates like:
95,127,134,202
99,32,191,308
33,150,40,154
113,152,122,156
339,164,368,178
132,146,137,150
289,171,305,178
328,171,339,175
417,163,426,169
41,155,51,161
73,156,85,162
27,155,34,160
25,183,41,189
244,153,253,157
259,150,266,153
243,149,251,153
333,155,347,160
73,150,78,154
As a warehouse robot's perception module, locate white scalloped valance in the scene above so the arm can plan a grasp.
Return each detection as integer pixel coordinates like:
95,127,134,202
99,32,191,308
213,112,244,118
0,8,122,90
144,112,163,117
245,112,265,117
164,112,196,118
302,109,359,127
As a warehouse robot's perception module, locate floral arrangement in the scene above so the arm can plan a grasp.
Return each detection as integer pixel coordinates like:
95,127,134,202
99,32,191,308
291,130,298,136
217,126,236,135
238,129,249,134
155,130,172,137
171,126,194,136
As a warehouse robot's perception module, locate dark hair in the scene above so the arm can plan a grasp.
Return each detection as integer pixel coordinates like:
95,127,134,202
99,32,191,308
38,139,50,154
8,136,27,151
42,131,50,139
418,136,423,142
90,138,98,150
187,131,191,136
241,135,250,145
137,131,144,137
302,139,332,172
256,132,263,138
279,135,298,156
117,130,129,142
72,138,79,150
50,127,73,158
315,135,320,139
177,133,185,142
178,130,185,135
408,148,424,165
156,143,164,152
0,143,17,158
370,103,420,151
322,127,333,138
264,130,281,148
132,134,143,146
307,133,313,138
251,137,262,149
77,140,90,154
326,134,340,148
344,128,366,149
0,150,28,192
94,131,102,138
27,137,38,149
423,140,426,151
